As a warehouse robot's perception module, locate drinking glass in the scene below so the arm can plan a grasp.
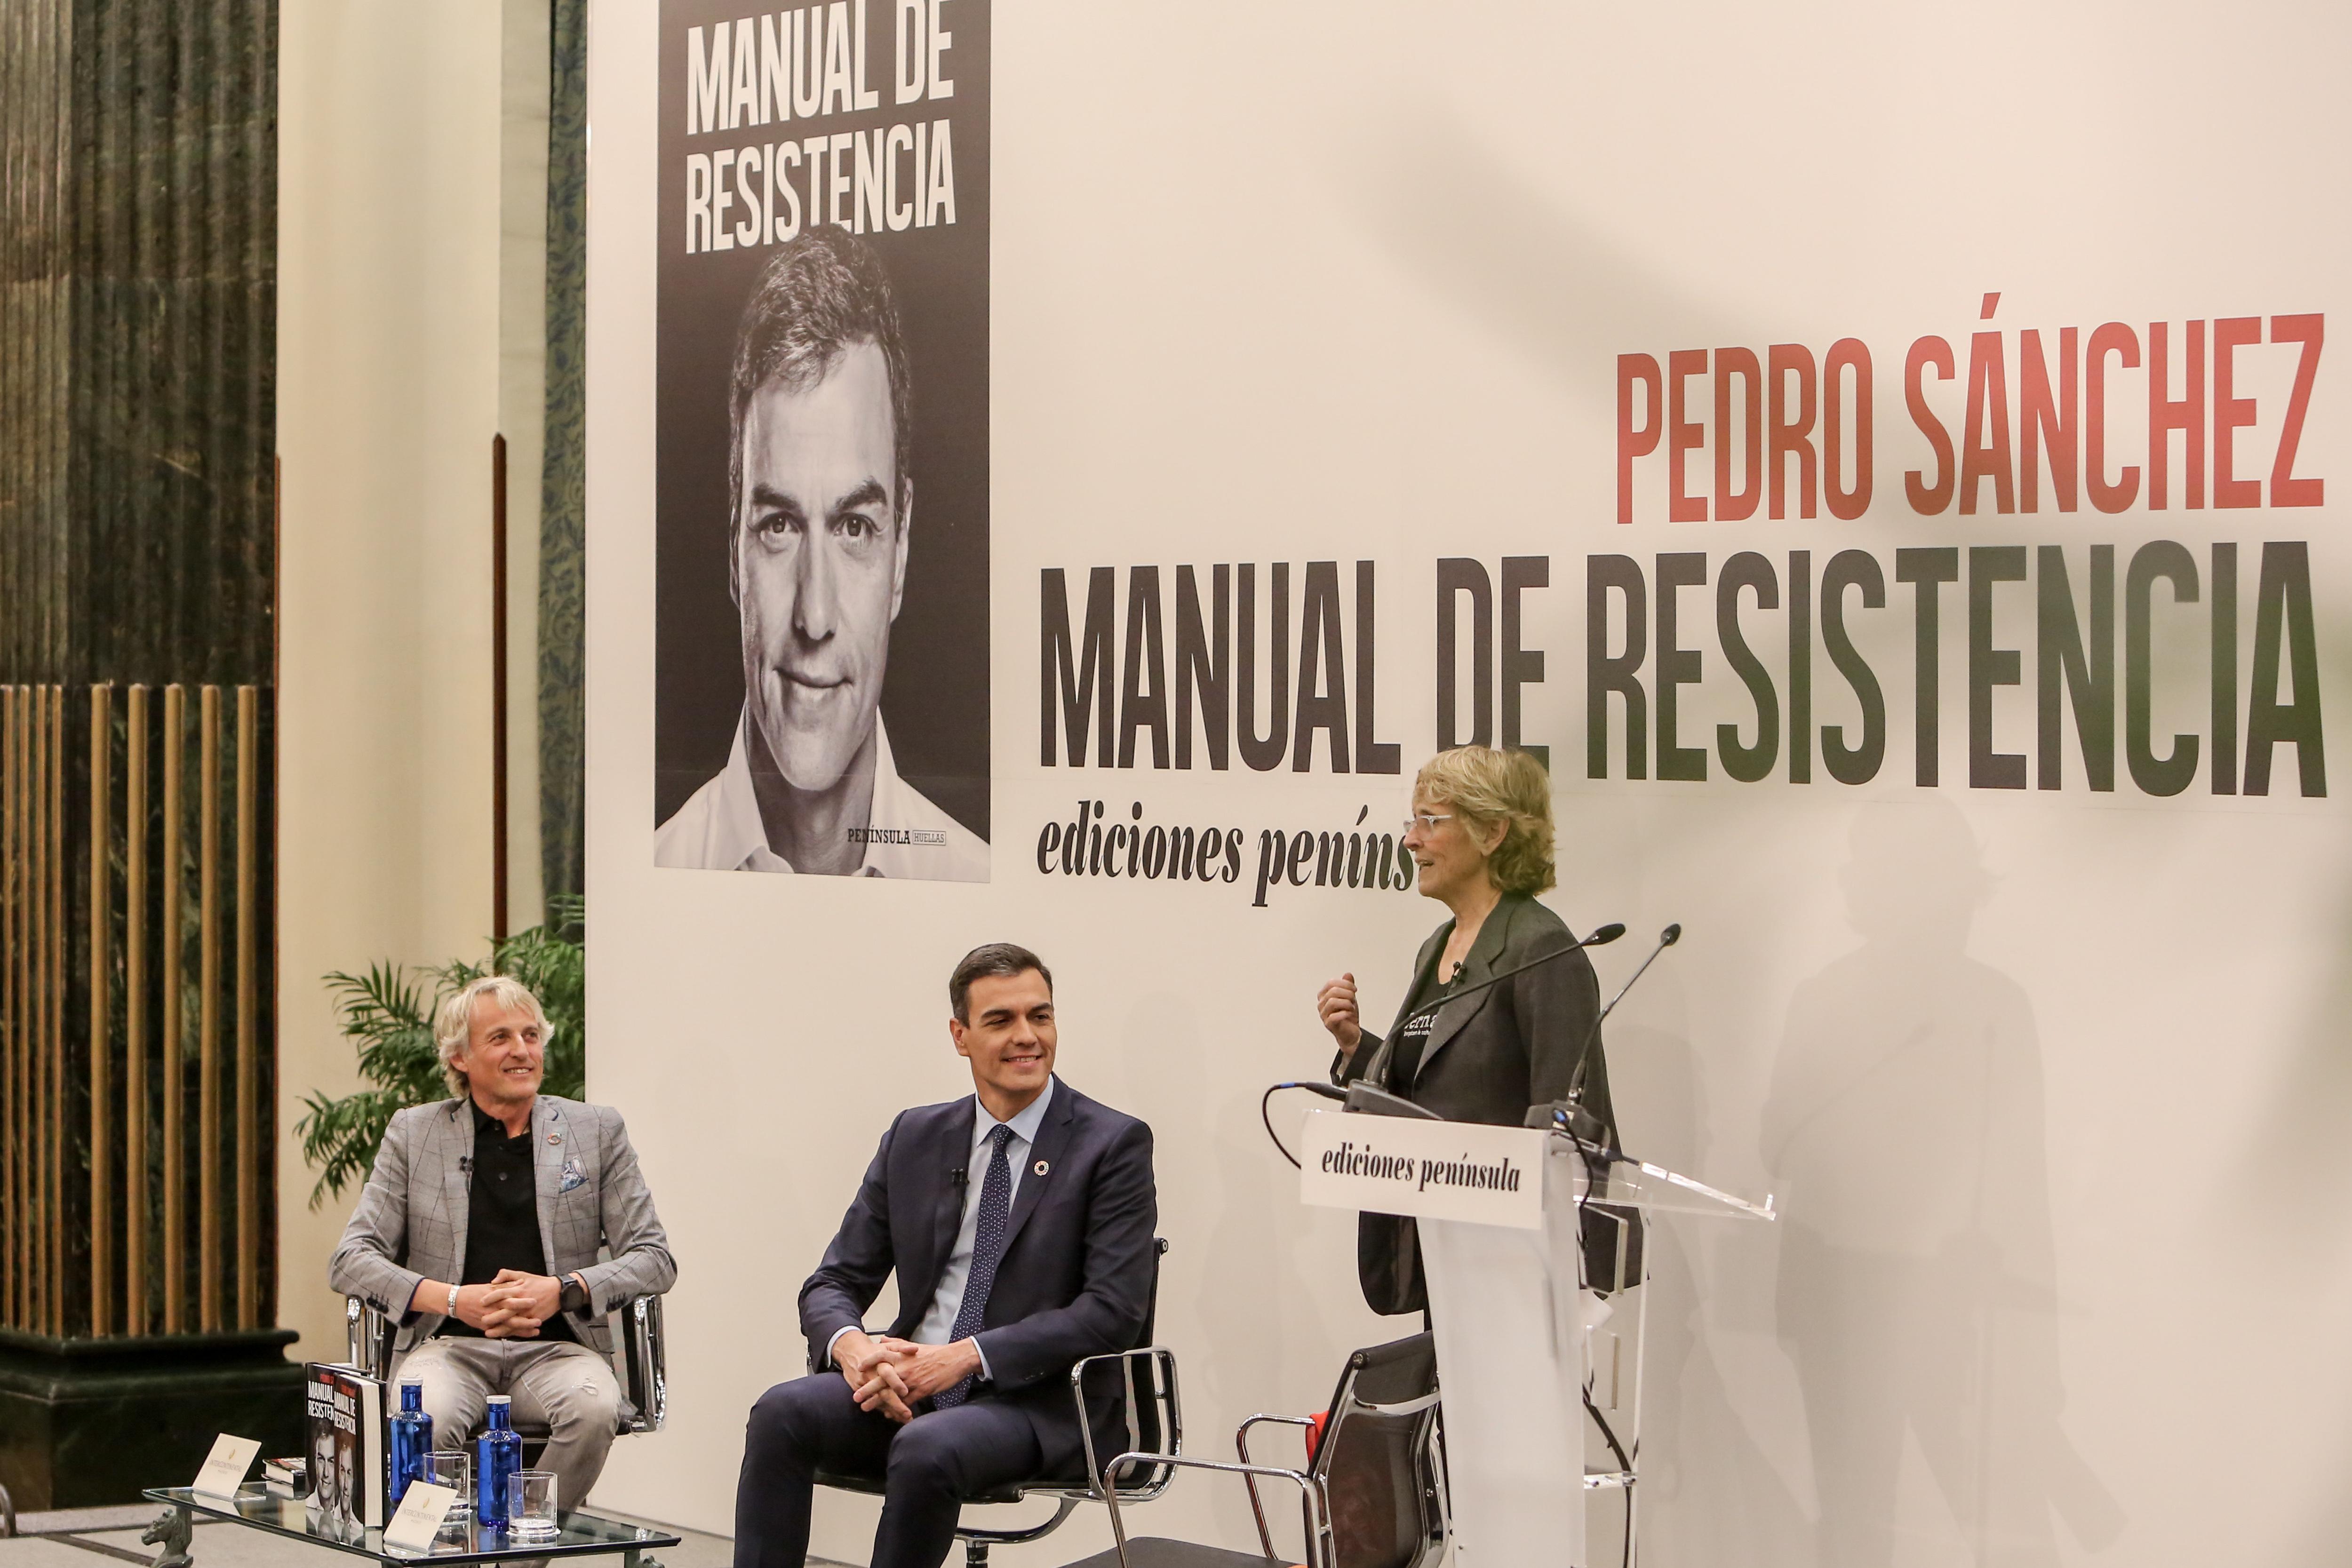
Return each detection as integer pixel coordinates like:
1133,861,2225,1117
419,1451,474,1537
509,1471,559,1542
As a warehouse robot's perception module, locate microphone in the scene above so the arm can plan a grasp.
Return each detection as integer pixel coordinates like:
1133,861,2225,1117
1347,922,1625,1103
1260,923,1629,1166
457,1156,472,1176
1384,922,1625,1036
1553,923,1684,1144
949,1167,967,1188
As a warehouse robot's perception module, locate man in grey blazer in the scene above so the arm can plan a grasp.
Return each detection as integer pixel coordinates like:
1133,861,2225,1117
329,975,675,1515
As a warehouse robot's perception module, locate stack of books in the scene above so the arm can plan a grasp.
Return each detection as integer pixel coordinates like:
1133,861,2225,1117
302,1362,387,1537
262,1456,311,1499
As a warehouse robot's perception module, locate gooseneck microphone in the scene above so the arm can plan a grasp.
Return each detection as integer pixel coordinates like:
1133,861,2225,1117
1554,923,1683,1143
1362,921,1625,1079
1260,922,1628,1162
1384,921,1626,1035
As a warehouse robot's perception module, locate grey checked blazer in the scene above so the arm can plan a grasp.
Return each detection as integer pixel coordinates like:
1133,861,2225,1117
328,1095,676,1355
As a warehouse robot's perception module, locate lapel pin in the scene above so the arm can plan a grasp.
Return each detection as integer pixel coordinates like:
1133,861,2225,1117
1034,1160,1049,1176
549,1133,562,1145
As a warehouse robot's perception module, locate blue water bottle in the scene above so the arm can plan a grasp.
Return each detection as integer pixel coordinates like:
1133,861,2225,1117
388,1377,433,1508
477,1394,522,1529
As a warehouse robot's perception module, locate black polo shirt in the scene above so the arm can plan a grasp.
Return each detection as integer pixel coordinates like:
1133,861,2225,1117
437,1100,576,1343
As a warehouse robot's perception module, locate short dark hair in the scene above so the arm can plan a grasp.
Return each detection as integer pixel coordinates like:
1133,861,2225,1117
949,943,1053,1024
726,225,914,542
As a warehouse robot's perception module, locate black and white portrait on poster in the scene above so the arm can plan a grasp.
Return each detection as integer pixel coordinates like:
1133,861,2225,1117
654,0,989,881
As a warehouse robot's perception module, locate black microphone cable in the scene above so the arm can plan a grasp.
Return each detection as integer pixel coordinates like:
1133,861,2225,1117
1259,1081,1343,1169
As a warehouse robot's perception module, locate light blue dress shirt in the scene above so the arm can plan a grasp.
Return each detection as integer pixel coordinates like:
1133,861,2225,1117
827,1077,1056,1383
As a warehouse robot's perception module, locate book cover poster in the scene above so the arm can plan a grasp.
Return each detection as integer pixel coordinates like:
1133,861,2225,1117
652,0,992,882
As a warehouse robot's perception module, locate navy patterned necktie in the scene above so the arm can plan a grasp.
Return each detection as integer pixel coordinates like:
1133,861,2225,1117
934,1124,1015,1409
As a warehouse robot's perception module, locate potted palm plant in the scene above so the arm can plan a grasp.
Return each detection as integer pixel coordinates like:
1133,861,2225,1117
296,898,585,1206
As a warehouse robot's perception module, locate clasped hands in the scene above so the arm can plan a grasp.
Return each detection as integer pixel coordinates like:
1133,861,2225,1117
423,1269,564,1338
834,1329,981,1424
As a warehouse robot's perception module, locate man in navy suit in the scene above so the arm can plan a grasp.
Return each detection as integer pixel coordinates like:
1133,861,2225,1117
734,943,1158,1568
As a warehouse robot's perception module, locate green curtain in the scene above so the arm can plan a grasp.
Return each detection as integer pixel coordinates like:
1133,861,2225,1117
537,0,587,931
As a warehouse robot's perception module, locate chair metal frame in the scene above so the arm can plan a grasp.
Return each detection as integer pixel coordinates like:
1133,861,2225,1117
344,1289,670,1436
1096,1447,1333,1568
1092,1334,1448,1568
1235,1386,1444,1568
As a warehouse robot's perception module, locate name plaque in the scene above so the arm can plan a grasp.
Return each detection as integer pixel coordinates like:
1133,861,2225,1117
1296,1109,1547,1229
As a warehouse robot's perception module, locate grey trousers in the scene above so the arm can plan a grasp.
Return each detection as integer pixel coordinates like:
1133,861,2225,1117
394,1336,623,1518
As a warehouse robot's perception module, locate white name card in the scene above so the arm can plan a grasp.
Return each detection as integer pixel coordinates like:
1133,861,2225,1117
191,1433,262,1500
382,1482,460,1554
1297,1109,1546,1229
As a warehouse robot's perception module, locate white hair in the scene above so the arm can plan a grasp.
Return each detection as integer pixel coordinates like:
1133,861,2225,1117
433,975,554,1094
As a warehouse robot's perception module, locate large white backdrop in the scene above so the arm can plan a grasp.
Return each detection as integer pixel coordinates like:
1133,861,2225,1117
585,3,2352,1563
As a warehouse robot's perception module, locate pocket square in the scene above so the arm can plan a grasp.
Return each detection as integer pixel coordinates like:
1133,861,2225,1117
559,1156,587,1193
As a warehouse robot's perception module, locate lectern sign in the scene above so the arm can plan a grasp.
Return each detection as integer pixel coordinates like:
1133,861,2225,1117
1296,1110,1546,1230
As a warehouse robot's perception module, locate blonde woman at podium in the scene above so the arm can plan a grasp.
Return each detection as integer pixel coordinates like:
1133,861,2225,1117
1314,744,1618,1315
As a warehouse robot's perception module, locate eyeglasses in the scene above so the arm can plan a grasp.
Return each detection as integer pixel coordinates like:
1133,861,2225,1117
1402,812,1455,835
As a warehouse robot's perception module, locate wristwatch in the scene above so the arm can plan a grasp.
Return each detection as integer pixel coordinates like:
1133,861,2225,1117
559,1274,590,1315
446,1282,461,1319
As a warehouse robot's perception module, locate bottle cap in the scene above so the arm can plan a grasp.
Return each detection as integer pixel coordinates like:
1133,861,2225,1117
401,1375,424,1386
486,1394,511,1406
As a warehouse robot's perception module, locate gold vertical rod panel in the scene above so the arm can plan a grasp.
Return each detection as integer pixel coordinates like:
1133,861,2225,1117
31,687,50,1333
90,685,112,1337
126,686,149,1334
1,688,16,1329
161,684,184,1335
198,685,221,1332
49,687,66,1337
11,687,27,1333
14,686,30,1333
234,688,259,1329
1,686,15,1326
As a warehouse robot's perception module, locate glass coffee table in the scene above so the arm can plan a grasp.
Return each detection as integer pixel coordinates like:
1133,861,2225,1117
141,1487,680,1567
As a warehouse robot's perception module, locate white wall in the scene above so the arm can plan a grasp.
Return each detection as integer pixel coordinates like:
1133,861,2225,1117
275,0,545,1359
585,4,2352,1566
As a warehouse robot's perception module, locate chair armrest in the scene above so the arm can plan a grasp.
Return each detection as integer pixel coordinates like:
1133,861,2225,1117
1235,1415,1321,1560
1068,1347,1180,1498
1236,1413,1317,1464
612,1294,668,1434
1095,1452,1331,1568
344,1296,393,1382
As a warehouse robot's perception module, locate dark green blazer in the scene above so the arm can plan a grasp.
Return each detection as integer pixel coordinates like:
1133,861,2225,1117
1332,892,1618,1313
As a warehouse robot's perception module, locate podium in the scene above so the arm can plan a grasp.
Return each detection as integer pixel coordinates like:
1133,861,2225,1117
1297,1106,1772,1567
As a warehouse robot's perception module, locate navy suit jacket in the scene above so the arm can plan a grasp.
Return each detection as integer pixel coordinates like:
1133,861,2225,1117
798,1077,1157,1473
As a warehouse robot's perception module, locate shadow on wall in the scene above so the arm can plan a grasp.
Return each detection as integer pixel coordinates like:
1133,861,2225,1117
1762,799,2124,1567
1335,109,1742,402
1604,1019,1811,1568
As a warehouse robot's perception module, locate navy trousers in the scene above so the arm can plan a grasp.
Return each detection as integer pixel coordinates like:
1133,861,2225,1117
733,1373,1045,1568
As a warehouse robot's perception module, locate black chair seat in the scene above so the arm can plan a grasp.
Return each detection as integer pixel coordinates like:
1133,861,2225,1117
813,1467,1115,1514
812,1469,1031,1508
1058,1542,1285,1568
